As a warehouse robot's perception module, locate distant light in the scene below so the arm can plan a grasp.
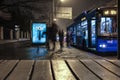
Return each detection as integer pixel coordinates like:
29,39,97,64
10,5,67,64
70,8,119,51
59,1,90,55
15,25,19,31
110,10,117,15
15,25,19,28
98,8,100,10
60,0,64,2
53,18,57,21
81,17,86,21
104,10,109,15
104,10,117,15
64,31,66,35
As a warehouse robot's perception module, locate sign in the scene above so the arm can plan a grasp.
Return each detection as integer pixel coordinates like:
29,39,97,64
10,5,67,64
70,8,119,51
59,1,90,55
103,10,117,15
56,7,72,19
81,17,86,21
32,22,46,44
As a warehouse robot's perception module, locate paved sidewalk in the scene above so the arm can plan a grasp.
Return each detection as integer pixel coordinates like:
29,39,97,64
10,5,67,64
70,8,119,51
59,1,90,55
0,39,30,44
47,41,117,60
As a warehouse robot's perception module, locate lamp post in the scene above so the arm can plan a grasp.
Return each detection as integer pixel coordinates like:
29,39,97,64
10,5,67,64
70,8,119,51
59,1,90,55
117,0,119,59
53,0,64,22
60,0,64,2
53,0,56,22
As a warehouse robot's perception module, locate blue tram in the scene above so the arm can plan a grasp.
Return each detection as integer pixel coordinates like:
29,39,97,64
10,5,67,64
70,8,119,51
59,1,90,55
67,23,77,46
67,7,118,53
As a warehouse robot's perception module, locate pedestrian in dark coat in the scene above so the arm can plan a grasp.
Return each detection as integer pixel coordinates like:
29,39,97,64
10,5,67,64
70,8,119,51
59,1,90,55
46,26,52,50
58,29,64,51
51,22,58,51
66,30,71,47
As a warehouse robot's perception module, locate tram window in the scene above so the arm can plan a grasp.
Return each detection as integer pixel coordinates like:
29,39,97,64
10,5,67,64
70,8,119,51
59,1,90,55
91,20,96,45
74,26,76,34
81,20,88,47
99,17,117,37
70,27,73,33
77,24,81,36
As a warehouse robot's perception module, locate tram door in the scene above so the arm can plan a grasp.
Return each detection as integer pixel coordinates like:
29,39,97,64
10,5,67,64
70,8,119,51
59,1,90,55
81,20,88,47
73,26,77,45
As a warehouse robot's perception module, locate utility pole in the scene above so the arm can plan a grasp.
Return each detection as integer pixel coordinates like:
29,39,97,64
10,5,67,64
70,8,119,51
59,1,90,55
117,0,120,59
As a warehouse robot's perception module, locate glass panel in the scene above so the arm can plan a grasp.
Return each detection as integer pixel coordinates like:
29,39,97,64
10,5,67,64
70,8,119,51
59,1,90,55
81,20,88,47
100,17,105,34
91,20,96,46
76,23,83,46
99,17,117,37
73,26,76,44
76,24,81,36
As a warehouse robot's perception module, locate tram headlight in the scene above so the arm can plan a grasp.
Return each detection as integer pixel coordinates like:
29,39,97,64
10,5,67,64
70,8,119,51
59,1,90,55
99,44,107,48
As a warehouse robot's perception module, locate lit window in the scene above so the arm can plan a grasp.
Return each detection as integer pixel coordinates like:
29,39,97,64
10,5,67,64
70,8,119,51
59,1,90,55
110,10,116,15
104,10,109,15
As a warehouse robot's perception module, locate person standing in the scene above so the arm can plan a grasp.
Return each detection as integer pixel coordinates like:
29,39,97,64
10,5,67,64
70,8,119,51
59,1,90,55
58,29,64,51
66,30,71,47
46,26,51,50
51,22,58,51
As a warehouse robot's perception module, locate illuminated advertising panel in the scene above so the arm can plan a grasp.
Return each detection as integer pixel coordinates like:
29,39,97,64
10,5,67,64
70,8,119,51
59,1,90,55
32,22,46,44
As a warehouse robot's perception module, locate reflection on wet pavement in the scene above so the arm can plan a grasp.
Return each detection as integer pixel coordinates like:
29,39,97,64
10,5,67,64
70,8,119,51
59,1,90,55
0,41,117,60
0,45,48,60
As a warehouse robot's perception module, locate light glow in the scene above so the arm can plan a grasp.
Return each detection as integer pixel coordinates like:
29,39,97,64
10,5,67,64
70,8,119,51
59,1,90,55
53,18,57,21
104,10,109,15
99,44,106,48
110,10,116,15
104,10,117,15
60,0,64,2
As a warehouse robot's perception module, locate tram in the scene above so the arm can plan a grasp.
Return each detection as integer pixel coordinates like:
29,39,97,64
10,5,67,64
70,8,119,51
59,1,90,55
67,23,77,46
68,7,118,53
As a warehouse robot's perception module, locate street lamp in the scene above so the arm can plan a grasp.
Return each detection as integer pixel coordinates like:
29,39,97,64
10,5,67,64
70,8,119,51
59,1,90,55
53,18,57,21
60,0,64,2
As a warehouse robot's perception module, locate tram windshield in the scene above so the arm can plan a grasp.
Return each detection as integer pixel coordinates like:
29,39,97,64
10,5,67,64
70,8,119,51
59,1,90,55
99,17,117,37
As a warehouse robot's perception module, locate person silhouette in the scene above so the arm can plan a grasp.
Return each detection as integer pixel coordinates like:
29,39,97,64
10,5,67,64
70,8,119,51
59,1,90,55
58,29,64,51
51,22,59,51
66,30,71,47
